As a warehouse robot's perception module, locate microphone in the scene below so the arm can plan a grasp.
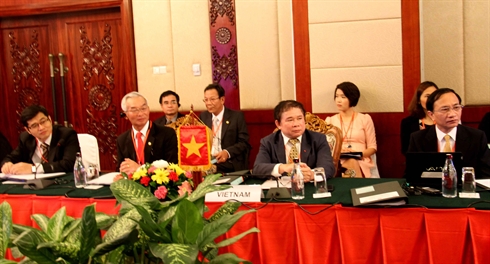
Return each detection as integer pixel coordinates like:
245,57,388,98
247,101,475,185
261,174,292,199
23,163,55,190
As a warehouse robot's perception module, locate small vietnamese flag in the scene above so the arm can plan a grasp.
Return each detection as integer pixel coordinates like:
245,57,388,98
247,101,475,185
178,125,212,170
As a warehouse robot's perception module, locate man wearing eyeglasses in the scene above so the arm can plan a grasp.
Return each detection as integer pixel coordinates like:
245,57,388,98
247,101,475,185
0,105,80,174
200,83,251,173
408,88,490,178
154,90,185,126
117,92,178,174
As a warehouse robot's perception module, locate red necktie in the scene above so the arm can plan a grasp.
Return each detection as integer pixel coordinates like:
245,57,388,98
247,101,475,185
136,132,145,164
41,143,49,163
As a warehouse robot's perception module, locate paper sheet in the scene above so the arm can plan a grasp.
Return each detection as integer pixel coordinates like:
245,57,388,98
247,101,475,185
87,172,120,185
261,177,291,189
0,172,65,181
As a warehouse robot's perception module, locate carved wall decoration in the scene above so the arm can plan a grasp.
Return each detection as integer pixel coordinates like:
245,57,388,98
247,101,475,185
211,45,238,85
209,0,235,27
88,84,112,111
9,30,42,132
215,27,231,44
80,23,117,162
209,0,239,108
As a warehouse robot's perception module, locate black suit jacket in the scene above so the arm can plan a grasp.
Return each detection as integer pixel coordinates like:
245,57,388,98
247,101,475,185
253,130,336,178
154,112,185,126
116,123,178,170
200,108,251,172
0,125,80,173
0,132,12,163
478,112,490,144
408,125,490,178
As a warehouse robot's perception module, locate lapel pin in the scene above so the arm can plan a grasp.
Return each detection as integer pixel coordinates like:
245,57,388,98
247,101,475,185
148,142,152,146
226,120,229,124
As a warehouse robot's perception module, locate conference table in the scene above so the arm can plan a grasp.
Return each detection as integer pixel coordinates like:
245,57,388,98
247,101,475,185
0,175,489,264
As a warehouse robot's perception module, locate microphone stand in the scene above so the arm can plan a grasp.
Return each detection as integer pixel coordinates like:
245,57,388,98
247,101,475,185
23,163,55,190
265,175,292,199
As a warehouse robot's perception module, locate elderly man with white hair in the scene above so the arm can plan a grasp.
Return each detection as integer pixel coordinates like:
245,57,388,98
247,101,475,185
116,91,178,174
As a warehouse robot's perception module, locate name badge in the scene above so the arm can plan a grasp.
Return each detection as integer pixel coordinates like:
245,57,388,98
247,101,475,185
205,185,262,202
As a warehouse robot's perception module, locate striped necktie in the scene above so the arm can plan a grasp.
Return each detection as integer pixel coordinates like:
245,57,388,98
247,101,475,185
41,143,49,163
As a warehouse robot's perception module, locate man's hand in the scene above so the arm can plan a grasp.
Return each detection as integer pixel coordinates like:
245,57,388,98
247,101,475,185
215,150,230,163
278,163,294,175
120,158,139,174
1,162,13,174
9,162,33,175
300,163,313,182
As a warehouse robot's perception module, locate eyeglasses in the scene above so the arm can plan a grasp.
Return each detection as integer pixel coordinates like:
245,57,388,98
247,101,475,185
126,106,149,114
434,104,464,114
28,117,50,130
162,100,178,105
203,97,220,103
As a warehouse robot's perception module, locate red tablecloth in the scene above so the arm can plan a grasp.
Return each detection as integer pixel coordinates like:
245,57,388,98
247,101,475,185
2,195,489,264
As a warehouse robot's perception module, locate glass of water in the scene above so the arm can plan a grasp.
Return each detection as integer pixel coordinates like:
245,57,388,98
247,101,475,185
313,167,328,193
462,167,476,193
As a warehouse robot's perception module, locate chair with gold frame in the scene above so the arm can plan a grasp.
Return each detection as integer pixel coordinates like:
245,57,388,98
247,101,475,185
274,112,343,176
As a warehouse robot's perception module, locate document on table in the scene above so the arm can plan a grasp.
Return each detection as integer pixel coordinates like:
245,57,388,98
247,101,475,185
87,172,120,185
476,179,490,189
0,172,66,184
261,177,291,189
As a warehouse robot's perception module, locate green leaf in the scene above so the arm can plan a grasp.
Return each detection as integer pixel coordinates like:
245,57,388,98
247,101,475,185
31,214,49,233
61,219,80,242
95,212,116,230
37,241,79,260
149,243,199,264
214,227,259,248
188,174,231,202
197,209,255,250
0,201,12,259
46,207,69,241
208,253,251,264
91,229,138,257
0,259,18,264
110,179,161,209
172,200,203,244
13,230,56,263
103,245,125,264
130,203,170,243
78,204,98,262
158,205,177,224
208,201,241,222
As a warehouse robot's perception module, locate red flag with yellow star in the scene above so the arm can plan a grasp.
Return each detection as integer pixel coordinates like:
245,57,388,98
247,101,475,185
178,125,212,171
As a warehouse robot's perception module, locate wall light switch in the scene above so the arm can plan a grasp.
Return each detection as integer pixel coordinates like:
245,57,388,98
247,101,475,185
193,64,201,76
159,66,167,74
153,66,159,74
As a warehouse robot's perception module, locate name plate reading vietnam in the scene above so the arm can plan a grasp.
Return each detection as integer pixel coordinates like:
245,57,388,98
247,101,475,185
205,185,262,202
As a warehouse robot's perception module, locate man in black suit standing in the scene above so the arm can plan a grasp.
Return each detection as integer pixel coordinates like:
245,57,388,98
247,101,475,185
408,88,490,178
117,92,178,174
154,90,185,126
253,100,335,180
200,83,251,173
1,105,80,174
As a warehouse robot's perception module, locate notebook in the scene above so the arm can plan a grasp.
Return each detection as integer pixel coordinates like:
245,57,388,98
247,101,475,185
404,152,463,188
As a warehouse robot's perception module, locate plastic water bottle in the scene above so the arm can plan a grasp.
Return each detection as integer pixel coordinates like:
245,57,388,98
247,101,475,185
290,158,304,200
442,154,457,198
74,152,87,188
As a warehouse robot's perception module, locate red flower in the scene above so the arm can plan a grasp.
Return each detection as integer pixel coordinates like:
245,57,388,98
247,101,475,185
140,176,151,186
185,171,192,179
168,171,179,181
147,166,157,174
128,173,133,180
178,181,192,196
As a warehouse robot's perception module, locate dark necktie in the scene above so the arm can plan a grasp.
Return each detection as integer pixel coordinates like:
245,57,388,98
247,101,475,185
41,143,49,163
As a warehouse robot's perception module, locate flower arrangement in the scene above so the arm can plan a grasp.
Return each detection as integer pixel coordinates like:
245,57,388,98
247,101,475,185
123,159,193,200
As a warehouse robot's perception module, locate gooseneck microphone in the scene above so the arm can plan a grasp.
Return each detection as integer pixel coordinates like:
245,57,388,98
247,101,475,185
23,162,55,190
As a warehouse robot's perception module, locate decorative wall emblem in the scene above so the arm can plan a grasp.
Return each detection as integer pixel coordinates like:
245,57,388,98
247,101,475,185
19,88,40,109
215,27,231,44
211,45,238,85
210,0,235,26
9,31,42,95
88,85,112,111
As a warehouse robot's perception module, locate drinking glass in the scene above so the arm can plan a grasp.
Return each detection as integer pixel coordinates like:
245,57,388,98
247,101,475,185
462,167,476,193
313,167,328,193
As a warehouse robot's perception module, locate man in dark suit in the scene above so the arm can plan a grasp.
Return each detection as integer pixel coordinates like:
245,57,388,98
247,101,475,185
408,88,490,178
154,90,185,126
1,105,80,174
200,83,251,173
478,111,490,144
253,100,336,180
0,132,12,163
117,92,178,174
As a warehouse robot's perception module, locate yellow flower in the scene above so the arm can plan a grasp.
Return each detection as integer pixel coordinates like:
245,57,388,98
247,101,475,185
168,163,185,176
132,168,147,181
151,168,170,185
